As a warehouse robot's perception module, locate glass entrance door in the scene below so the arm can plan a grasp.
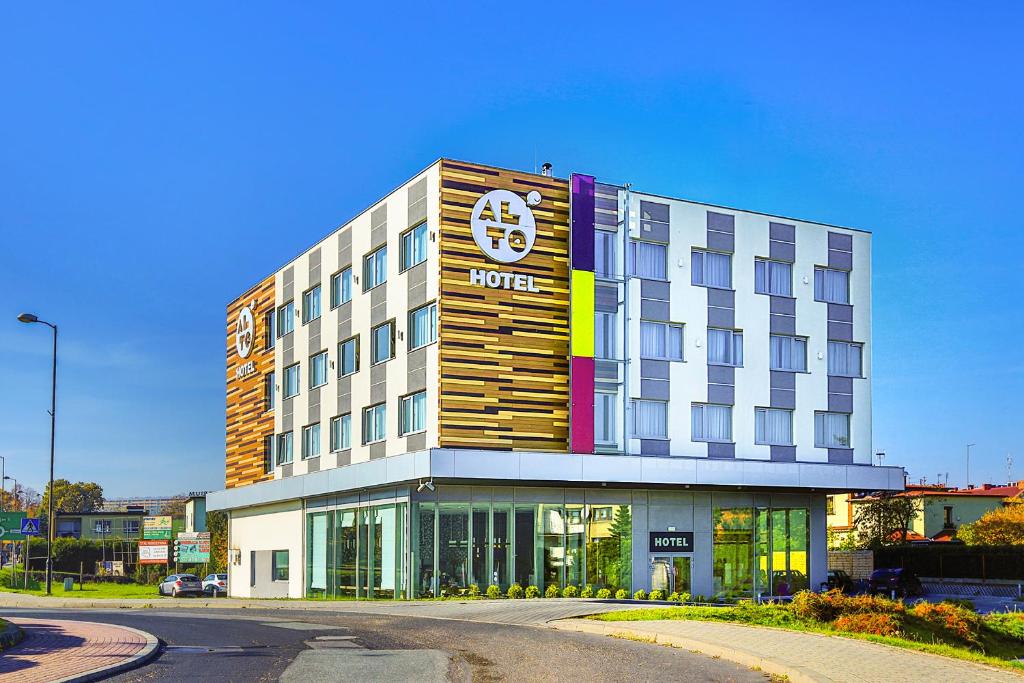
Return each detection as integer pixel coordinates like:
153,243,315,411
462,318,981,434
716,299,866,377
651,555,692,594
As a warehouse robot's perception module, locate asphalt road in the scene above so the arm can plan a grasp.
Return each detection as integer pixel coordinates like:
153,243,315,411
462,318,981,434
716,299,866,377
2,607,767,682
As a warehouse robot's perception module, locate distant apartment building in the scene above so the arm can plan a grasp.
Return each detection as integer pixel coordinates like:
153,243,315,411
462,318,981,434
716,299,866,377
828,482,1024,546
209,158,904,600
99,495,187,515
55,511,145,540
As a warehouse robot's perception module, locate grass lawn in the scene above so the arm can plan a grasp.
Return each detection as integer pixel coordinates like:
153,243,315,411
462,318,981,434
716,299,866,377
0,580,166,599
590,604,1024,672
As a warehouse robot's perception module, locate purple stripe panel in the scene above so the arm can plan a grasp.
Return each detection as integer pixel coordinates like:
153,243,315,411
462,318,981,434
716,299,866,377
571,174,596,272
570,355,595,453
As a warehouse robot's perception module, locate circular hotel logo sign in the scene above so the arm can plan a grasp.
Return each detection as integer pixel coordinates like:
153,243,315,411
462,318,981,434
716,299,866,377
470,189,541,263
235,306,254,358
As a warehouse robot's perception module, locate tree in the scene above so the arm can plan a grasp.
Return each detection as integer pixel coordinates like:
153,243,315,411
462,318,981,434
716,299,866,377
39,479,104,522
159,497,187,518
207,510,228,572
854,493,920,548
958,506,1024,546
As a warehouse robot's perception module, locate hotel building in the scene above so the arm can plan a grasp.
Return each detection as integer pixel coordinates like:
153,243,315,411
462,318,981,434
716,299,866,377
208,158,903,600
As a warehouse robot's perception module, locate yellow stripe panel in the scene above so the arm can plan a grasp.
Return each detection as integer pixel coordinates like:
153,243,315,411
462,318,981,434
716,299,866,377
570,270,595,357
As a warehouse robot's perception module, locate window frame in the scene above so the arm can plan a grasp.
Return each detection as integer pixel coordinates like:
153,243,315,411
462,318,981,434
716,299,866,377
814,411,852,448
363,245,388,291
282,362,300,398
400,221,428,271
363,403,387,445
691,249,733,289
276,431,294,465
399,390,427,436
754,257,793,297
408,302,438,350
691,403,734,443
277,301,295,338
632,398,668,439
263,434,275,473
330,267,352,309
330,413,351,452
639,320,684,361
309,350,328,389
594,391,618,445
264,310,276,350
337,336,359,377
707,327,744,367
272,550,289,582
301,285,321,324
814,266,851,304
754,407,795,446
264,371,275,411
769,334,808,373
595,230,618,279
371,320,395,366
629,240,668,280
827,340,864,378
301,422,321,460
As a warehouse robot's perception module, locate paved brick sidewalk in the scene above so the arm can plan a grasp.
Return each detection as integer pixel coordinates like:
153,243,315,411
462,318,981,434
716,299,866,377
0,618,158,682
554,619,1024,682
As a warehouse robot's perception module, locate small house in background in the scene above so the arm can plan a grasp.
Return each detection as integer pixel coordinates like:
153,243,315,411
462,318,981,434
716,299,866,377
54,510,146,540
185,493,207,533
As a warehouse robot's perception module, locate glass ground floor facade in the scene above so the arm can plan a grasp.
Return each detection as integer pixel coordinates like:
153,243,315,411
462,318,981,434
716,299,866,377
301,486,823,601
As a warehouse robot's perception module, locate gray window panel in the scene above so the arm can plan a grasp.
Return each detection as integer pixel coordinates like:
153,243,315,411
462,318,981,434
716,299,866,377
707,364,735,386
769,314,796,335
828,393,855,413
707,384,735,405
770,389,796,410
707,442,736,458
769,241,796,262
282,266,294,300
827,321,854,342
828,376,854,394
770,446,797,462
769,296,796,315
706,230,735,253
280,463,293,478
640,200,670,222
639,220,670,243
640,439,671,456
828,232,854,251
828,249,853,270
828,449,854,464
595,283,618,312
707,306,735,329
594,360,619,380
707,211,735,233
369,442,387,460
640,379,670,401
769,222,796,242
306,457,320,473
769,371,797,390
641,299,671,321
707,288,735,309
640,359,670,380
827,303,854,323
406,431,427,452
336,449,352,467
640,279,671,301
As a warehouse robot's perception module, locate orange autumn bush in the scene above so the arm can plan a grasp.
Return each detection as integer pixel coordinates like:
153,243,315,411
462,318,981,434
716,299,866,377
833,612,903,637
791,590,903,622
910,602,981,644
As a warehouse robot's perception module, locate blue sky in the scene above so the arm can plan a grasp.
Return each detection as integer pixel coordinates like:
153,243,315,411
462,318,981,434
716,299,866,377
2,3,1021,497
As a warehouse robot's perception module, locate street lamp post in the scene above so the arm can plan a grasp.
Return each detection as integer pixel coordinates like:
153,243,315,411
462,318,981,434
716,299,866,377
966,443,976,490
3,477,17,510
1,455,5,512
17,313,58,595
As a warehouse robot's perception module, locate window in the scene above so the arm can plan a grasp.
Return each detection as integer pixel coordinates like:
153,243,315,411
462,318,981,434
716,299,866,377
124,520,139,537
364,246,387,290
640,321,683,361
633,399,668,439
338,336,359,376
814,267,850,304
283,363,300,398
263,435,275,473
401,222,428,270
943,506,954,528
595,231,617,278
826,497,836,516
330,267,352,308
363,403,387,444
408,303,437,350
330,414,351,451
630,241,667,280
302,285,321,324
264,310,276,349
276,432,293,465
400,391,427,435
692,403,733,442
755,408,794,445
770,335,807,372
94,520,112,535
815,411,851,448
277,301,294,337
309,351,328,388
302,423,320,459
828,341,863,377
707,328,743,366
595,392,617,445
264,372,275,410
595,312,617,359
692,250,732,288
272,550,289,581
755,258,792,296
371,321,394,365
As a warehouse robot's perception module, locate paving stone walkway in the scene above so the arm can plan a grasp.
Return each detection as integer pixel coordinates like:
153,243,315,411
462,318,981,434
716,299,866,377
554,618,1024,682
0,617,158,682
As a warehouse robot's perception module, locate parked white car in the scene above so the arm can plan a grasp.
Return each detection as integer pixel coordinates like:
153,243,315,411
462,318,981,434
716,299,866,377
203,573,228,596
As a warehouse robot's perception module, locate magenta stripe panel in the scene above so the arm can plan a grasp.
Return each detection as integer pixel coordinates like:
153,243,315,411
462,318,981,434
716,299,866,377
570,355,595,453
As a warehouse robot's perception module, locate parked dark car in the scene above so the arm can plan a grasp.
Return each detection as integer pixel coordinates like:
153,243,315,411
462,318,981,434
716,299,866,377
867,568,923,598
826,569,855,593
158,573,204,597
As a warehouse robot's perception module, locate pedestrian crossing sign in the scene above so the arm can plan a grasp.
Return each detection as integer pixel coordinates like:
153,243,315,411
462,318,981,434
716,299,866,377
21,518,41,536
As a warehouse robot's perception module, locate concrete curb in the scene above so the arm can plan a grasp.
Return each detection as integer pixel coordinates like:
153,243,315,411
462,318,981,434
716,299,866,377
54,622,161,683
0,620,24,650
551,619,826,683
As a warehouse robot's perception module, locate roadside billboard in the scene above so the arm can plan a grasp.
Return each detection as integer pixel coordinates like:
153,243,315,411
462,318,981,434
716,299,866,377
174,532,211,563
143,516,172,540
139,540,169,564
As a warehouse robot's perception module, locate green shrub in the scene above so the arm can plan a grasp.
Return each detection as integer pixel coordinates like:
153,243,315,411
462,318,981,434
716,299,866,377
545,584,561,598
486,584,502,599
507,583,525,599
467,583,481,597
525,585,540,599
615,589,628,599
680,592,692,603
580,585,594,598
648,589,666,601
667,591,680,603
562,585,578,598
633,589,648,601
984,612,1024,642
941,598,976,611
596,588,612,599
442,584,462,598
0,567,39,590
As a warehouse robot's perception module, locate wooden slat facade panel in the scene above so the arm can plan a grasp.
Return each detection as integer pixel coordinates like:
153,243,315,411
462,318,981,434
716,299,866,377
438,160,571,452
225,276,276,488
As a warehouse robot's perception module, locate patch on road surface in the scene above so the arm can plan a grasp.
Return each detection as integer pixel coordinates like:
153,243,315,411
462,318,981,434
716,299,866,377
261,621,347,631
164,645,270,654
280,649,449,682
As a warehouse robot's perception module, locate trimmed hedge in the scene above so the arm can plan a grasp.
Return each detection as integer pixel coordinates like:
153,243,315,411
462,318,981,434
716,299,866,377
874,545,1024,581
